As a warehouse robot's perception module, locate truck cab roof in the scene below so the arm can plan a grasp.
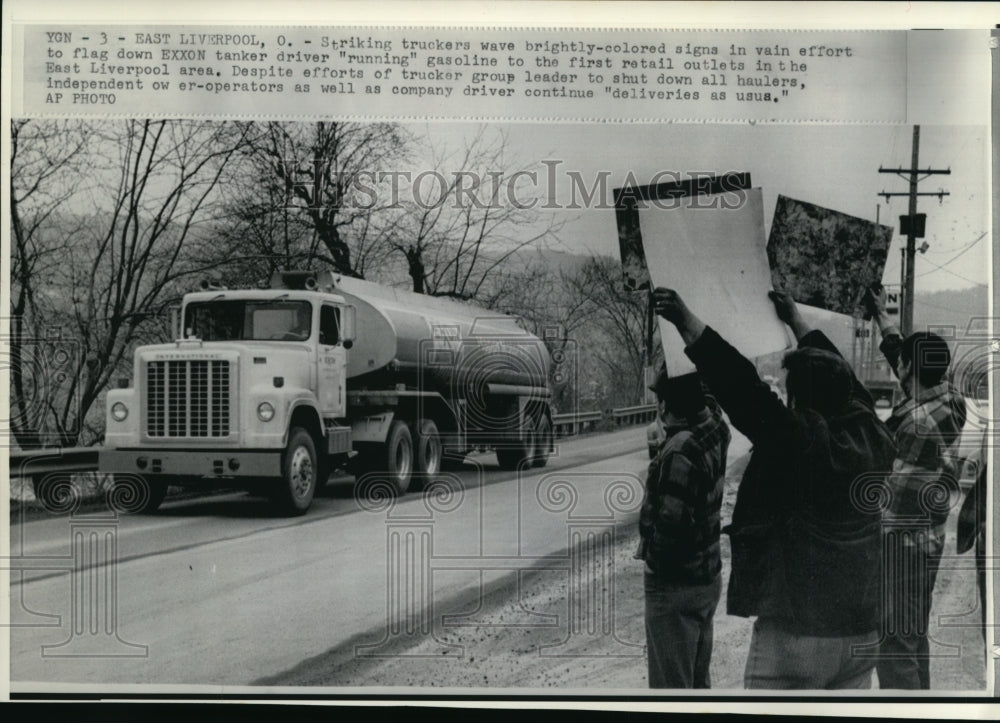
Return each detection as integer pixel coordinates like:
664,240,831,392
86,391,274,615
182,289,348,305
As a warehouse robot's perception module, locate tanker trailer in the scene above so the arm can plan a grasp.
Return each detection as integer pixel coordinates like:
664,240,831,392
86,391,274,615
100,270,553,516
330,273,554,483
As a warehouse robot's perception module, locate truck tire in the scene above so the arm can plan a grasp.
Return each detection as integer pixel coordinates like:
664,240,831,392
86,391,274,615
271,427,317,516
496,423,537,471
411,418,442,491
383,420,414,495
532,416,553,468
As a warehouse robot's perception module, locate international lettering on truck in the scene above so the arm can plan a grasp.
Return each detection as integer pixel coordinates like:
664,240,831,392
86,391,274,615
99,270,554,515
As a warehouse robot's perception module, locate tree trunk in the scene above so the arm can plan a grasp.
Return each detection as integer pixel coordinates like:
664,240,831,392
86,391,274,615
406,246,425,294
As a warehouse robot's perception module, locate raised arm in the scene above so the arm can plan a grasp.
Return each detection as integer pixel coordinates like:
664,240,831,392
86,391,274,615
773,289,876,410
863,286,903,378
652,288,798,445
768,289,812,342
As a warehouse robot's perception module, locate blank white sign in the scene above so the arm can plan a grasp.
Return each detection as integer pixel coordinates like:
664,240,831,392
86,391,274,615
639,187,790,375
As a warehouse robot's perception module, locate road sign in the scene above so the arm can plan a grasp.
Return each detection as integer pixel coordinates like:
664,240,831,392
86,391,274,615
883,284,900,316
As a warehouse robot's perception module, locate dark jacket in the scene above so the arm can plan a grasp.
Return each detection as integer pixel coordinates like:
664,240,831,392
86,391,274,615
957,426,988,555
686,327,897,636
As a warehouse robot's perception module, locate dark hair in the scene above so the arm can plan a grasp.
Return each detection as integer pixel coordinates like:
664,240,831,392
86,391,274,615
657,372,706,418
782,346,853,415
900,332,951,387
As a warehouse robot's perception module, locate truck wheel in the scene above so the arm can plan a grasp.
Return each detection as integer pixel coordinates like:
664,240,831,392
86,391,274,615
412,418,442,491
532,416,553,468
271,427,317,516
383,420,414,495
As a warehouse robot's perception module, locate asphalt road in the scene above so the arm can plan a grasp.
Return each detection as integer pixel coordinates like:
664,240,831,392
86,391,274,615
11,426,722,689
11,402,984,692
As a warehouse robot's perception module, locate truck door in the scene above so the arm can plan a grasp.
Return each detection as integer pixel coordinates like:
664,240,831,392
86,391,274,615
317,304,346,417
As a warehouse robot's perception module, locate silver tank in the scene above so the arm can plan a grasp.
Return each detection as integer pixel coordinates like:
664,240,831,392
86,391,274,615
329,275,551,393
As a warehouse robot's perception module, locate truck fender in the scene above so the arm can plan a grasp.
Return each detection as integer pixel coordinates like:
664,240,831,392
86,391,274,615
351,411,396,444
285,401,324,446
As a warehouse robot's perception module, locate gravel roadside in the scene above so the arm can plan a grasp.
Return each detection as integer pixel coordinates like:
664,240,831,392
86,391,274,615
262,450,988,691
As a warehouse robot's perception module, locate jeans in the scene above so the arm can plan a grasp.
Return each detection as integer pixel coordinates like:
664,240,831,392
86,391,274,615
876,535,945,689
644,572,722,689
744,617,878,689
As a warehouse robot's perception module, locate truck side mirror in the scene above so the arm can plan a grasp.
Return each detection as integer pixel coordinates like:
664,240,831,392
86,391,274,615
341,305,356,344
169,304,182,341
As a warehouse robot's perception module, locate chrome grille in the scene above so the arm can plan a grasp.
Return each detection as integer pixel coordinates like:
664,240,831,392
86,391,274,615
145,360,231,437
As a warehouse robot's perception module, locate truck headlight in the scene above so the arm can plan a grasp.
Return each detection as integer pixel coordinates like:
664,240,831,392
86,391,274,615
111,402,129,422
257,402,275,422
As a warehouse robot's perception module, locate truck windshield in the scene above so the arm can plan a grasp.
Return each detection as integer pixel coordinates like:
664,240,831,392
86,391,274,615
183,300,313,341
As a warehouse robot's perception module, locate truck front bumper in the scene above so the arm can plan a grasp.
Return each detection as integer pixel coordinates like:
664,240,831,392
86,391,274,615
100,449,282,479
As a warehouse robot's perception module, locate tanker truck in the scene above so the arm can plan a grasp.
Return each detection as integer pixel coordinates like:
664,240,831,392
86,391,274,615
99,270,553,515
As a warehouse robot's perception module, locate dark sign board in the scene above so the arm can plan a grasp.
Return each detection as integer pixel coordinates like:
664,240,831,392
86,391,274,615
767,195,893,315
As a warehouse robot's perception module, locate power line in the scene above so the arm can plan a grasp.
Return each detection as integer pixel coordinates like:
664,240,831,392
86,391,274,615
927,231,988,256
915,254,988,287
919,231,988,270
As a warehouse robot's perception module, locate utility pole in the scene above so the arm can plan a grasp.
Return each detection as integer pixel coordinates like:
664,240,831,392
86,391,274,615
878,125,950,337
867,205,881,379
644,288,655,403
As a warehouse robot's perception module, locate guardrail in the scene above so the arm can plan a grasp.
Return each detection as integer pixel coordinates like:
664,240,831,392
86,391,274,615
551,410,604,438
9,405,657,507
610,404,658,427
9,447,99,478
551,403,657,438
8,447,101,512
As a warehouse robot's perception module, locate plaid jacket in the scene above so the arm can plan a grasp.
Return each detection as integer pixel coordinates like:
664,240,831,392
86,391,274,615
638,394,731,584
880,330,967,545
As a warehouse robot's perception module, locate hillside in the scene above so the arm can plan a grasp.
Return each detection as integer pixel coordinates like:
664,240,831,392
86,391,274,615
913,286,990,337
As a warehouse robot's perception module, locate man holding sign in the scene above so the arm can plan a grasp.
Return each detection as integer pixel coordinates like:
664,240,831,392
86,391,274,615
637,369,731,689
653,287,896,689
864,289,967,690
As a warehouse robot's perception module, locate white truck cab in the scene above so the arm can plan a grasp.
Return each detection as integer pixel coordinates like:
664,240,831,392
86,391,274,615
100,271,553,516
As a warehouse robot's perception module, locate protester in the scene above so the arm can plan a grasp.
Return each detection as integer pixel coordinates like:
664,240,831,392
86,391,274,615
637,367,731,688
864,289,968,690
653,287,896,689
956,425,988,649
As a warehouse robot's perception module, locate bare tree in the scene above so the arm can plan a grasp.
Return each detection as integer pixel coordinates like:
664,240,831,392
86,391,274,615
392,126,562,304
9,119,248,446
9,119,91,447
496,261,593,413
562,255,650,407
223,120,409,279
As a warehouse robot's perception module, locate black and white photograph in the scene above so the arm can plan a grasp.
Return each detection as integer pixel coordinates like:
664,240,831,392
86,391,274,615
2,1,996,717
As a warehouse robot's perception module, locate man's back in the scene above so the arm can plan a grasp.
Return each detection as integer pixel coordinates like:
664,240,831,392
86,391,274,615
639,397,731,584
686,327,896,635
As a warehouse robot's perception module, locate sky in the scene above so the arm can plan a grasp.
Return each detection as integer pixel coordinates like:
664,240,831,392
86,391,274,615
411,122,989,299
